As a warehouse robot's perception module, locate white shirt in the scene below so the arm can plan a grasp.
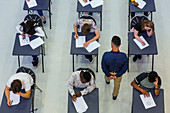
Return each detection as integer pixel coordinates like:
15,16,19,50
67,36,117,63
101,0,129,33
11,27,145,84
7,72,34,91
68,71,96,96
16,24,45,37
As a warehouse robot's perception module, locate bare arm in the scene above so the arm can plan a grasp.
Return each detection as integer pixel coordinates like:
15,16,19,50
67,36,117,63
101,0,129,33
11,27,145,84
16,90,31,98
73,24,79,39
154,77,160,96
83,29,100,48
5,85,12,106
133,29,146,45
131,80,150,97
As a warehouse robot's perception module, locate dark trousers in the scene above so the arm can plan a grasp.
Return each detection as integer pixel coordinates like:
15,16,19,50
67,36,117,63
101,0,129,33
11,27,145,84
37,10,43,16
85,55,92,60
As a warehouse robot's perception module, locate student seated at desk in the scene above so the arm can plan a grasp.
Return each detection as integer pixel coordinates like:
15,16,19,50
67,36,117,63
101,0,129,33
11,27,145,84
26,0,46,24
5,72,33,106
16,19,45,66
130,20,155,62
68,69,96,102
131,71,161,97
73,16,100,63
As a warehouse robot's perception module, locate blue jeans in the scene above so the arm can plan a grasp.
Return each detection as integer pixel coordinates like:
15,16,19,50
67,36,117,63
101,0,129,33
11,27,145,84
37,10,43,16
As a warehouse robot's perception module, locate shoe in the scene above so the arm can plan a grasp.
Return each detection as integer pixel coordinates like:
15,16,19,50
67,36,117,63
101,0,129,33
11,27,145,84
89,56,94,63
112,95,117,100
138,55,142,60
88,12,93,16
106,81,110,84
32,58,39,67
41,16,46,24
133,56,137,62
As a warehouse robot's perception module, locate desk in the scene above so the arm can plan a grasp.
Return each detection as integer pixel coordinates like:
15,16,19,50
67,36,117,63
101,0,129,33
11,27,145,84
77,0,103,31
128,0,156,30
12,33,45,73
132,88,164,113
0,89,34,113
68,88,99,113
23,0,52,29
128,32,158,72
70,32,99,72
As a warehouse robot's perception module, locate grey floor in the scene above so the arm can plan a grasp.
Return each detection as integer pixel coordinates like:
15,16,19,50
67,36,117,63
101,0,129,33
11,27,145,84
0,0,170,113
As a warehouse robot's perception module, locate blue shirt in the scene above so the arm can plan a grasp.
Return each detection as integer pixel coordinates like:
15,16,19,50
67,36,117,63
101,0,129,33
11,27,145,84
101,51,128,77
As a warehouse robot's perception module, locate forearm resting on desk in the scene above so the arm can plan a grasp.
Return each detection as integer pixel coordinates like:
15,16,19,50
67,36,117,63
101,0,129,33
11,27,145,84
17,90,31,98
155,85,160,96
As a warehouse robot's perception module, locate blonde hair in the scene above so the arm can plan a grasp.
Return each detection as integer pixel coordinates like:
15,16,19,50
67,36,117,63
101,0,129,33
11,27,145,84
141,20,155,32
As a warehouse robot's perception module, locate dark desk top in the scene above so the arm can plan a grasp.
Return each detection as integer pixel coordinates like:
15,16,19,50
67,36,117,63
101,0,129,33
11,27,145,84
23,0,49,10
12,33,40,56
132,88,164,113
0,89,33,113
70,32,98,55
128,32,158,55
77,0,102,12
129,0,156,13
68,88,99,113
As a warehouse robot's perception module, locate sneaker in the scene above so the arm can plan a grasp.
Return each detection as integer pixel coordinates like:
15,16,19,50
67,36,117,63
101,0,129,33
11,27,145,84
133,56,137,62
32,58,39,67
88,12,93,16
89,56,94,63
112,94,117,100
138,55,142,60
41,16,46,24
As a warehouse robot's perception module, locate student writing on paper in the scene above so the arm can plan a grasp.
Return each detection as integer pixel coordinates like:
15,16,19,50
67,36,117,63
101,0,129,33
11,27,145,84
101,36,128,100
130,19,155,62
131,71,161,97
26,0,46,24
16,19,45,66
68,68,96,102
73,16,100,62
5,71,34,106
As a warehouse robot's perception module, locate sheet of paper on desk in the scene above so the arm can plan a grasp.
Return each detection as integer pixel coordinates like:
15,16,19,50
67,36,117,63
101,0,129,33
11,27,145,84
26,0,37,8
86,41,100,52
72,96,88,113
19,34,30,46
140,92,156,109
78,0,90,7
90,0,104,8
76,36,86,48
135,0,146,9
10,91,20,106
133,36,149,50
29,37,44,49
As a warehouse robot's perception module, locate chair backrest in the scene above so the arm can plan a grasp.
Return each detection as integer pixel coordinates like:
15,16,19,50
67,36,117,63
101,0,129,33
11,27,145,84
130,15,148,29
16,67,36,84
76,68,95,80
80,16,97,25
24,14,43,27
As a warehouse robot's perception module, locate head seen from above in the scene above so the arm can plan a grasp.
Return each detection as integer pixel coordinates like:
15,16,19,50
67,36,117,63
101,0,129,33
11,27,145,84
81,23,91,35
11,79,22,93
111,36,121,49
142,20,155,33
80,71,91,84
148,71,158,83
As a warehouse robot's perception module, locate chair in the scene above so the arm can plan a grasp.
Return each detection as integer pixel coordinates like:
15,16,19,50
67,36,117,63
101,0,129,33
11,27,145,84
16,66,42,113
24,14,48,39
80,16,97,25
76,68,95,80
130,15,148,29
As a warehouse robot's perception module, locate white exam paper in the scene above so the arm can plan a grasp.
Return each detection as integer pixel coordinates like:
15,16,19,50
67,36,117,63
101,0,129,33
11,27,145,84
76,36,86,48
140,92,156,109
78,0,90,7
10,91,20,106
29,37,44,49
19,34,30,46
90,0,104,8
133,36,149,50
135,0,146,9
86,41,100,52
26,0,38,8
72,96,88,113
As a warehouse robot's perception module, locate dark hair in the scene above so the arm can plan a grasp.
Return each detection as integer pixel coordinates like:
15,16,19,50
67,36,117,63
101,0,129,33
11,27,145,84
11,80,22,93
82,72,91,82
81,24,91,35
111,36,121,47
21,20,38,35
148,71,158,83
